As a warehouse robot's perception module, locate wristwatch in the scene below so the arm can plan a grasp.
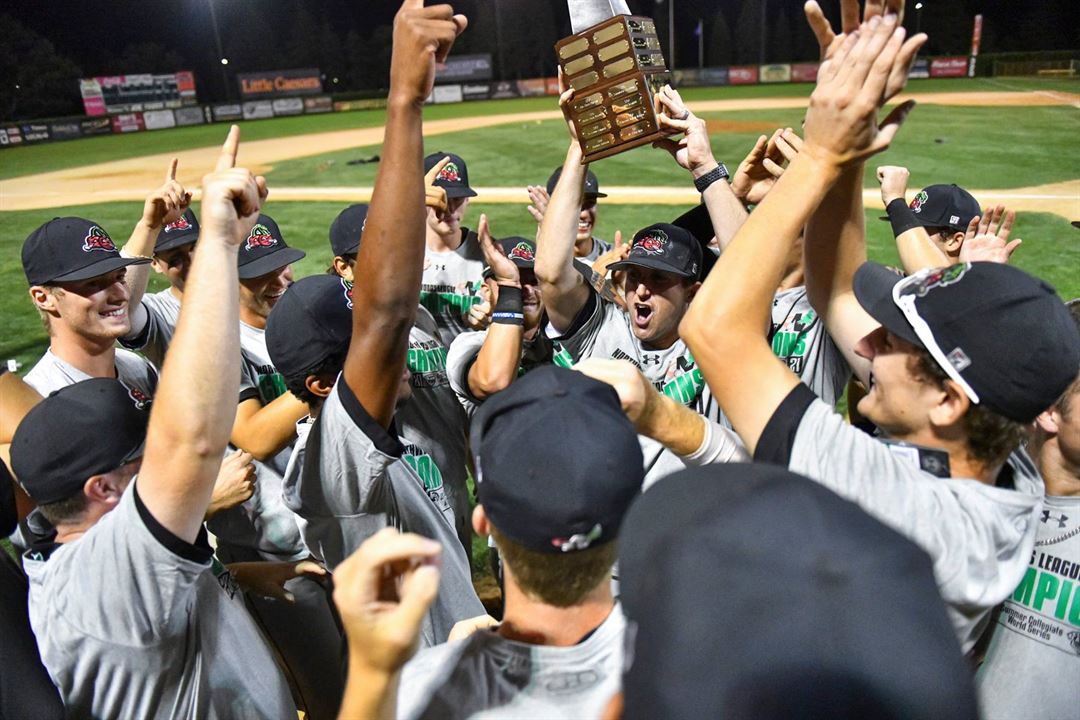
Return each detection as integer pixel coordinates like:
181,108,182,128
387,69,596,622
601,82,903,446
694,163,729,193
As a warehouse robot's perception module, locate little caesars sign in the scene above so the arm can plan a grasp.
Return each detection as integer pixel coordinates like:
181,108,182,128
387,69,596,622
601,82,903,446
237,69,323,98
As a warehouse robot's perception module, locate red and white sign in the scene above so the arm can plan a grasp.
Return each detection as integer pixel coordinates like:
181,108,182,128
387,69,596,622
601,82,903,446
111,113,145,133
729,66,759,85
930,57,968,78
791,63,819,82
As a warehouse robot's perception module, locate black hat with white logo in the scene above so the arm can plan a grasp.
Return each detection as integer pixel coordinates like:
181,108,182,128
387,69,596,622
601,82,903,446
237,214,306,279
546,166,607,198
424,151,478,199
329,204,368,258
154,209,200,254
266,274,353,382
608,222,703,281
22,217,149,286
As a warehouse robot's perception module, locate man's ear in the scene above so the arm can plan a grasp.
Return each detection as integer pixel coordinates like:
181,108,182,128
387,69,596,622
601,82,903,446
29,286,58,313
332,256,354,283
944,230,965,255
928,379,969,430
1035,407,1060,436
84,473,124,507
685,280,702,304
472,505,490,538
304,373,336,400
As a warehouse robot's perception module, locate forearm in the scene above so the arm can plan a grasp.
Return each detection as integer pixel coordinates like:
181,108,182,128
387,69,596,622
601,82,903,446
699,171,749,253
886,200,949,272
339,662,399,720
803,165,865,316
469,325,524,400
636,393,708,456
122,220,159,309
535,143,587,289
230,393,307,460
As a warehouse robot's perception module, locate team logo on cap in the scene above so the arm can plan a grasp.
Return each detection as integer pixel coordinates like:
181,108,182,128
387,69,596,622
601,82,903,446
127,385,151,410
82,226,116,253
910,191,929,214
245,224,277,251
909,264,969,297
508,242,535,262
552,523,602,552
341,278,354,309
163,216,191,233
634,229,668,256
437,162,461,183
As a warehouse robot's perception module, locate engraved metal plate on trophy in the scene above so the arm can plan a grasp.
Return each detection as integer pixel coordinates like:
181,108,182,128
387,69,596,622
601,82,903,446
555,15,672,163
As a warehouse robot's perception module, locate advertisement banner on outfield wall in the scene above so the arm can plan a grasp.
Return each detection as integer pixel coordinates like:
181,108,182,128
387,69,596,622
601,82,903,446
238,69,322,98
80,117,112,136
304,96,333,113
21,123,51,143
0,127,23,146
908,58,930,79
80,71,197,116
111,113,145,133
143,109,177,130
49,121,82,140
272,98,304,116
791,63,819,82
673,69,701,86
700,67,730,86
174,107,205,126
930,57,968,78
489,81,520,99
242,101,275,120
516,79,547,97
332,98,387,112
435,54,493,83
213,104,243,121
545,77,560,95
462,83,491,101
432,85,464,104
759,64,792,83
729,66,759,85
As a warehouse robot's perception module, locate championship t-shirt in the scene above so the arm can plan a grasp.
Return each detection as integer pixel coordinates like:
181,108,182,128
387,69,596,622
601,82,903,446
23,481,293,719
770,286,850,406
756,383,1044,653
580,236,613,263
280,376,483,646
398,604,625,720
420,228,485,346
23,348,157,406
975,493,1080,719
121,288,182,370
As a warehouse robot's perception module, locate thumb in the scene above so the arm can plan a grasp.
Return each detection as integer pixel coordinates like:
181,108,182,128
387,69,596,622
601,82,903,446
614,229,624,248
873,100,916,153
1004,239,1022,258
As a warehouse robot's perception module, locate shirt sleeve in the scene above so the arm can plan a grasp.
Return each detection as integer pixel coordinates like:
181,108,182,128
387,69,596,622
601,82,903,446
445,331,488,407
547,289,610,364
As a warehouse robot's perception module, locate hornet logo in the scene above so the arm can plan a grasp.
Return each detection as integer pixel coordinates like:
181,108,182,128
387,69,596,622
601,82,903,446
907,263,968,297
634,230,668,256
508,242,535,262
341,278,354,310
163,216,191,233
909,190,928,213
245,224,277,251
127,385,151,410
552,523,602,552
437,162,461,183
82,226,116,253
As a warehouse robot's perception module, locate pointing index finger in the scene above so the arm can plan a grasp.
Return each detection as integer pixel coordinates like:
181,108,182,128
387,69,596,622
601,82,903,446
167,157,178,182
216,125,240,172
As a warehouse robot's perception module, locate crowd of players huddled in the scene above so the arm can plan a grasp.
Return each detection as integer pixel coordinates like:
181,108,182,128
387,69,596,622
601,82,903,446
2,1,1078,718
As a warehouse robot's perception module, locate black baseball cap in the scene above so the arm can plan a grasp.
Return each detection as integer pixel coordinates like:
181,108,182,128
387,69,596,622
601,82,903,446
237,214,306,280
471,366,644,553
329,203,368,257
671,203,718,279
11,379,149,505
853,261,1080,423
608,223,703,281
619,464,977,720
878,184,980,232
546,166,607,198
265,274,353,382
424,151,477,199
482,236,536,279
154,209,200,254
22,217,150,286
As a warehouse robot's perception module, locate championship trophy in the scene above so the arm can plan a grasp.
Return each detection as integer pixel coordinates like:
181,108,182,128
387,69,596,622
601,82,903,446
557,0,672,162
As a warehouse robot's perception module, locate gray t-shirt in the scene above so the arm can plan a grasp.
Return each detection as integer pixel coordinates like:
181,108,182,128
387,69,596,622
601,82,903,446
975,492,1080,719
421,228,485,346
770,286,850,406
580,236,613,263
23,481,293,719
122,288,182,370
756,384,1044,653
398,306,473,553
23,348,157,405
281,377,483,646
398,603,625,720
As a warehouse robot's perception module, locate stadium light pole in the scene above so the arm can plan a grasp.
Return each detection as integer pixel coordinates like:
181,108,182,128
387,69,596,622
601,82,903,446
915,2,924,34
207,0,231,100
656,0,675,71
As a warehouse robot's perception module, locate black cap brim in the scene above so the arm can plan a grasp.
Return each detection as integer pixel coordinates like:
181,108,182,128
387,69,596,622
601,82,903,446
50,255,150,284
608,257,697,280
852,262,923,348
586,191,607,199
238,248,306,279
443,187,478,199
154,234,198,254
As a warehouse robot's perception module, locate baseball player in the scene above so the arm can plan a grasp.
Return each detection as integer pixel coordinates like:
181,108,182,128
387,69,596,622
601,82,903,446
326,202,473,555
526,166,612,262
680,9,1079,656
10,127,298,718
421,150,487,345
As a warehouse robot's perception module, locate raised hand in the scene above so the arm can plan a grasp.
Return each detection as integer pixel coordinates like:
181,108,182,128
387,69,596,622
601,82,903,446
557,68,580,145
526,185,550,224
199,125,268,243
876,164,910,205
424,155,450,213
802,15,920,167
591,229,628,278
653,86,717,177
477,214,519,286
142,158,192,229
332,528,441,673
732,128,802,205
205,449,256,519
390,0,467,106
574,357,658,428
959,206,1021,264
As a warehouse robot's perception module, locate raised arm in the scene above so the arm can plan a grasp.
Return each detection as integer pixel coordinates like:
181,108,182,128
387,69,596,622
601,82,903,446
467,215,524,399
534,83,591,333
876,164,950,272
139,126,267,542
344,0,466,428
681,14,919,454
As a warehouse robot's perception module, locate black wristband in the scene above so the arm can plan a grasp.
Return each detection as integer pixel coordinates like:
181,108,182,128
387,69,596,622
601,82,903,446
693,163,729,193
886,198,922,237
492,285,524,325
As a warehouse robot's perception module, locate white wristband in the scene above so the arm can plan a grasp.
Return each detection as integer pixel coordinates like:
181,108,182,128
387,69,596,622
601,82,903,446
682,416,750,465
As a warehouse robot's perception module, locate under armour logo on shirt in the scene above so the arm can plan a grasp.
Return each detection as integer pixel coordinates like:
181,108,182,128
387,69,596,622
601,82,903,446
1041,510,1069,529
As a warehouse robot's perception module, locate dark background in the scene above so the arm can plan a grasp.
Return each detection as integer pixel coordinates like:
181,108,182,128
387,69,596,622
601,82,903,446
2,0,1077,120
